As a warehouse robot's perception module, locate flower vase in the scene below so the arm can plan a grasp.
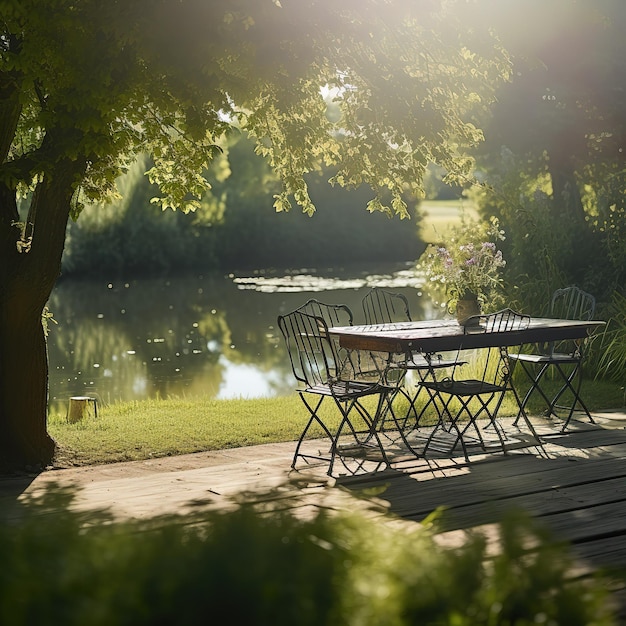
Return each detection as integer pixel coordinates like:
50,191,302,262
456,293,481,326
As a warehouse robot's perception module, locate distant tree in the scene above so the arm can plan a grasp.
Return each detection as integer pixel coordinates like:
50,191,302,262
470,0,626,297
0,0,508,468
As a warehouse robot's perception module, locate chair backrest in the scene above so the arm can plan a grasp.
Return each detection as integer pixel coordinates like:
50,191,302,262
547,286,596,357
465,308,531,334
550,286,596,321
295,298,354,327
463,309,531,386
277,310,338,389
361,287,411,324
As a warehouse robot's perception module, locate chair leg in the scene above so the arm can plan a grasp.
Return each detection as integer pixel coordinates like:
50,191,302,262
420,391,471,462
458,395,507,454
292,394,335,470
378,390,424,458
477,395,509,453
509,382,542,440
512,361,554,425
411,379,446,430
513,358,594,431
426,391,518,459
550,363,595,430
328,395,391,476
377,384,410,435
509,385,547,457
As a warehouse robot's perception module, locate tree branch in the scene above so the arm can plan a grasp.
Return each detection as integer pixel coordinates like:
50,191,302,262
0,34,23,164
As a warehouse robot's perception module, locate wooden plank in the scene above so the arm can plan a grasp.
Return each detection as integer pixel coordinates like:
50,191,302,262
341,453,626,513
541,500,626,537
572,537,626,571
419,479,626,532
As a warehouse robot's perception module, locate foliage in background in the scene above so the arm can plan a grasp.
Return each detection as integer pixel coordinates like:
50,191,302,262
63,136,423,276
464,0,626,316
467,159,617,312
0,485,617,626
465,161,625,382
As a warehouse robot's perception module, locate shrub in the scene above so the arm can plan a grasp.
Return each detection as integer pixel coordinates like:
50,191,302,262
0,484,617,625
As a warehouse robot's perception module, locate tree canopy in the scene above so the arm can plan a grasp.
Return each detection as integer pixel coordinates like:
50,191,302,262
2,0,509,218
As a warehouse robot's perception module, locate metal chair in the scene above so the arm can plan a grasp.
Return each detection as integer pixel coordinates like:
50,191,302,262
361,287,463,429
288,298,366,379
295,296,403,387
295,298,354,327
362,287,412,327
510,286,596,431
419,309,540,460
277,309,401,476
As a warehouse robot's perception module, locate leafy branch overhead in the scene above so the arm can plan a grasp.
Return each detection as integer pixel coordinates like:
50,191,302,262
1,0,510,223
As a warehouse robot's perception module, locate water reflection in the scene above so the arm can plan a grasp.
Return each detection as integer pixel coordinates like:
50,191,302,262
47,263,438,411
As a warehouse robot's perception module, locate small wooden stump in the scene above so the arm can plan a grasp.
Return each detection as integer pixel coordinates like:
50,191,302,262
67,396,98,423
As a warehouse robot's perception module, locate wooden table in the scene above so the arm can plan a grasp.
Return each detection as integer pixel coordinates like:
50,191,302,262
329,318,605,355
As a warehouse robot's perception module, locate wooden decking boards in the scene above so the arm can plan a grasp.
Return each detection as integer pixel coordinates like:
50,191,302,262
1,410,626,618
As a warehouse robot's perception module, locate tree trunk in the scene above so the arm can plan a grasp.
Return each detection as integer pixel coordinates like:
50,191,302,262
547,148,586,226
0,304,54,468
0,149,85,470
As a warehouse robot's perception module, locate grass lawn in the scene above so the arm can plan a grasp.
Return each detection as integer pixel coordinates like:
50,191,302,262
418,199,478,244
48,377,625,468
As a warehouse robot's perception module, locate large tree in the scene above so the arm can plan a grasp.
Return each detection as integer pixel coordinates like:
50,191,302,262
0,0,508,468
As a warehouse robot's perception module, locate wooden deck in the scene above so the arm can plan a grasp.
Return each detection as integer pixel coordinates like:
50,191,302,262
1,410,626,619
333,410,626,620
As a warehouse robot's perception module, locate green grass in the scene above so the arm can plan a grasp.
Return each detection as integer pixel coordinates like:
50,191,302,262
48,376,625,468
49,395,333,467
418,199,478,244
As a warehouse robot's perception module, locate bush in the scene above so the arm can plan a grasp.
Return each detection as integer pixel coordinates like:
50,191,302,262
0,484,616,625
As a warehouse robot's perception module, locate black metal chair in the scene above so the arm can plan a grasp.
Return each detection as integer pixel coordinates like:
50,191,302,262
294,298,355,373
419,309,540,460
277,309,401,476
510,286,596,430
294,296,401,387
295,298,354,327
361,287,463,430
362,287,412,327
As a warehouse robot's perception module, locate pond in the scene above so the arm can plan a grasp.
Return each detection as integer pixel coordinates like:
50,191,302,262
47,262,444,412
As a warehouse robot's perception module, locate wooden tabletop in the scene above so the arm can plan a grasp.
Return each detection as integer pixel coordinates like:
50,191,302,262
329,318,605,354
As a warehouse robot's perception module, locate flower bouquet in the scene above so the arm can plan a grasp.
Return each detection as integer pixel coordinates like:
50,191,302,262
419,216,506,324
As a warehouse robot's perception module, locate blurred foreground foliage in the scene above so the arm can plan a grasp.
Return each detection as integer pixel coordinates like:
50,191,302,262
0,483,617,625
